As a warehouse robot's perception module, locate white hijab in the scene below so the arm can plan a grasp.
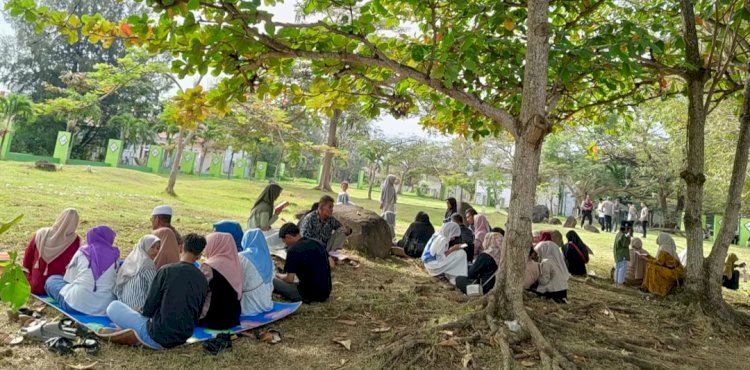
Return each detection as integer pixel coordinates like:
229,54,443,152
535,241,570,278
35,208,80,271
428,222,461,258
656,232,678,260
115,235,159,294
380,175,397,205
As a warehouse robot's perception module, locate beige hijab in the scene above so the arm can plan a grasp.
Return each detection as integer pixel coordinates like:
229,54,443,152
34,209,80,271
153,227,180,269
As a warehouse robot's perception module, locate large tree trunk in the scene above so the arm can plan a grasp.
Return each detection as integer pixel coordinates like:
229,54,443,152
679,0,710,297
702,62,750,307
198,146,208,175
315,109,340,192
485,1,571,368
165,127,186,196
659,190,669,228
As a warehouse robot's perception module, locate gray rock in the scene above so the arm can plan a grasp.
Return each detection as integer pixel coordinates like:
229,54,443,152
332,205,392,258
583,224,600,233
34,160,57,172
532,205,549,223
563,216,577,228
549,218,562,225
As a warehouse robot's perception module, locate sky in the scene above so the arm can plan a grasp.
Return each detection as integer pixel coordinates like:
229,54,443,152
0,1,438,139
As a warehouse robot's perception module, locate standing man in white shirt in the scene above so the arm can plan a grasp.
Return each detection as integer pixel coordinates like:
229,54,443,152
639,202,649,238
626,202,638,234
602,197,614,232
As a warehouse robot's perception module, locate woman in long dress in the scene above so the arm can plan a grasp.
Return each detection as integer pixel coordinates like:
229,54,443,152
624,237,649,286
563,230,590,276
421,222,468,284
533,241,570,303
247,184,284,231
641,233,684,296
380,175,398,236
238,229,274,315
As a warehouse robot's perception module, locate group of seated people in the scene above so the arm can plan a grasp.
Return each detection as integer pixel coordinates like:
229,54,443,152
22,188,340,349
393,199,597,304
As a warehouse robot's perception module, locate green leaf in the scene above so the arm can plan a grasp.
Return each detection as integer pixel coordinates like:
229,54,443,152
67,31,79,44
0,215,23,235
264,22,275,36
0,266,30,313
188,0,200,10
411,45,425,62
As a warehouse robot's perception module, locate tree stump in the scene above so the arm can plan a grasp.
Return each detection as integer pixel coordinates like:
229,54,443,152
563,216,577,228
332,205,392,258
34,160,57,172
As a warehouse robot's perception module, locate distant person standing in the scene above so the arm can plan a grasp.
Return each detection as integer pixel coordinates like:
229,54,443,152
602,197,614,232
597,199,606,230
612,199,622,234
613,224,631,286
336,181,352,205
639,202,649,238
380,175,398,237
580,195,593,226
626,202,638,232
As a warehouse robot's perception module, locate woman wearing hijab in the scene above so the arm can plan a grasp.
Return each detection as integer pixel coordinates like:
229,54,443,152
472,214,491,257
23,208,81,295
641,232,684,296
533,241,569,303
456,232,502,295
199,232,242,330
44,225,120,315
238,229,274,315
114,235,161,311
549,230,564,249
625,238,650,286
421,222,468,285
247,184,285,231
563,231,590,277
395,212,435,258
380,175,398,236
443,197,458,223
213,220,244,252
722,253,740,290
152,227,179,269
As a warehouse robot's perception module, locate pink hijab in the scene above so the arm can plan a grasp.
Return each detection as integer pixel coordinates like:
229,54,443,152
204,232,243,299
474,215,490,244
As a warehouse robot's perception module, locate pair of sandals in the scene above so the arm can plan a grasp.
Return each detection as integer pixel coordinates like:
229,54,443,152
19,317,100,355
45,336,100,356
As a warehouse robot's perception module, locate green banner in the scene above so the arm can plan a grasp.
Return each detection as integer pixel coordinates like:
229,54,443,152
0,131,13,160
52,131,72,165
147,146,164,173
739,218,750,247
233,158,247,178
208,154,222,177
180,151,196,174
357,170,364,189
254,161,268,180
104,139,123,167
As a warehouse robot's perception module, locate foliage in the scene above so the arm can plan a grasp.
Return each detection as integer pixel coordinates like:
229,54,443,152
0,214,30,313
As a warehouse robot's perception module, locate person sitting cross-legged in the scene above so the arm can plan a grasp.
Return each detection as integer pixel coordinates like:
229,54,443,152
45,225,119,315
23,208,81,295
113,235,161,312
273,223,332,303
198,232,243,330
102,233,208,349
238,229,274,315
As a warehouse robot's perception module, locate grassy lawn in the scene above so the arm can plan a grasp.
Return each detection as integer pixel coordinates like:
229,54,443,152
1,161,749,369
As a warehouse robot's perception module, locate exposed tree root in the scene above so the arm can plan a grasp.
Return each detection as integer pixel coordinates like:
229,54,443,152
570,347,674,370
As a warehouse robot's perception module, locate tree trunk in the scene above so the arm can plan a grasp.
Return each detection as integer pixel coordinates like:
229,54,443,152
315,109,340,192
165,127,186,196
397,170,406,194
198,146,208,176
702,61,750,307
659,191,669,228
678,0,709,296
674,191,685,229
367,165,376,200
486,1,571,367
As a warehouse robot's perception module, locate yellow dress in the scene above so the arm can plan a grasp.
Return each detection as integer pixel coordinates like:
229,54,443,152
641,251,684,296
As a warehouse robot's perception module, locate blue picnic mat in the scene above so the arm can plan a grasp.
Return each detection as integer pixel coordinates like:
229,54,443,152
33,294,301,343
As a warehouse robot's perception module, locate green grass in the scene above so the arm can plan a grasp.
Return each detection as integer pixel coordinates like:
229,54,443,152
1,161,749,369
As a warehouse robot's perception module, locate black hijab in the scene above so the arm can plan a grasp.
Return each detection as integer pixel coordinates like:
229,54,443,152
565,230,590,255
444,197,458,220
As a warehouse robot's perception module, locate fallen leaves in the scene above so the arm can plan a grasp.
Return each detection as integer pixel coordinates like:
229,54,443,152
371,326,391,333
336,320,357,326
65,362,99,370
332,338,351,351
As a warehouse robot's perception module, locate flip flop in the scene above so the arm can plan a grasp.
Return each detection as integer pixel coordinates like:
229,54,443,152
45,337,74,356
72,337,100,355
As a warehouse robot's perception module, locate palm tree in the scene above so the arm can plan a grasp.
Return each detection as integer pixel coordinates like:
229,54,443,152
0,94,34,157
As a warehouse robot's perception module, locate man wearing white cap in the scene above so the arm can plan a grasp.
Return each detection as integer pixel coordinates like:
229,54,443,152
151,205,182,245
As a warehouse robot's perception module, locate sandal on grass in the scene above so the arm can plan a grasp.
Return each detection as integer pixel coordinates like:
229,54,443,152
21,320,77,342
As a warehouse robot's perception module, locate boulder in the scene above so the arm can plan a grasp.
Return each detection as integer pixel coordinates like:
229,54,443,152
34,160,57,172
583,224,600,233
531,205,549,223
563,216,577,228
548,218,562,225
332,205,392,259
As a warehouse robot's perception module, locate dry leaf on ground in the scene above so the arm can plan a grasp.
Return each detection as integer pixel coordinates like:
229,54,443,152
65,362,99,370
371,327,391,333
336,320,357,326
332,338,351,351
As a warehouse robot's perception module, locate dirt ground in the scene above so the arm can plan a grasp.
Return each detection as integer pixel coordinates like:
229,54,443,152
1,251,748,369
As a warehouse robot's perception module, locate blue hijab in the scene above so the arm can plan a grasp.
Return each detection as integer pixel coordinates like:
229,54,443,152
213,220,243,252
240,229,273,284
